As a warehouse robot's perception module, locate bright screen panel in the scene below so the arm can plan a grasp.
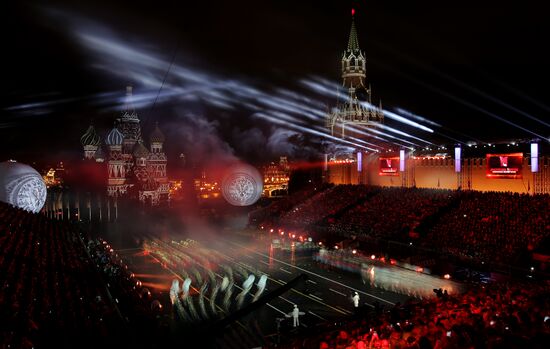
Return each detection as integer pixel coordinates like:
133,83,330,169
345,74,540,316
379,157,400,176
486,153,523,179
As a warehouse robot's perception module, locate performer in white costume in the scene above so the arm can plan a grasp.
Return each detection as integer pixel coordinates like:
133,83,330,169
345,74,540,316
352,291,360,308
286,305,305,327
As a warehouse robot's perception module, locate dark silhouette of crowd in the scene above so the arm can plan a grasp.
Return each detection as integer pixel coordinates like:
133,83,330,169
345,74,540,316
0,201,172,348
278,281,550,348
0,201,121,348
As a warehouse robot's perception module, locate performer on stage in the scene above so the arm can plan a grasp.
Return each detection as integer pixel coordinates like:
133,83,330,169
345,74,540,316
352,291,360,308
286,305,305,327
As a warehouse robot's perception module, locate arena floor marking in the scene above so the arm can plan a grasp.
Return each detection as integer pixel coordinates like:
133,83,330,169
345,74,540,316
279,296,296,305
225,239,395,306
329,288,347,297
308,294,323,301
279,267,292,274
308,311,327,321
266,303,286,315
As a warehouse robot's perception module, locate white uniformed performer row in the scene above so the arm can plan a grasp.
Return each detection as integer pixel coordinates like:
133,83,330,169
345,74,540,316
352,291,360,308
169,279,180,305
286,305,305,327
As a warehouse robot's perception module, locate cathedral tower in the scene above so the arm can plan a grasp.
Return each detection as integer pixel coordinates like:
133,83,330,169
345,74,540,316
148,123,169,202
117,86,142,153
105,126,127,196
327,9,384,140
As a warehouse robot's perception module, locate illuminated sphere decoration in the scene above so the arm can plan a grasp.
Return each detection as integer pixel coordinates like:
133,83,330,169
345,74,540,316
221,164,263,206
0,161,47,213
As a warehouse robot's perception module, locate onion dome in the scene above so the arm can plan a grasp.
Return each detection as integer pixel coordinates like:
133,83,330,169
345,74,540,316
80,125,101,146
106,127,124,146
150,122,165,143
133,141,150,158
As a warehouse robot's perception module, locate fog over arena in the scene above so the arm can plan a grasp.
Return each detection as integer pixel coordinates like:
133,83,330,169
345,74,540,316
1,1,550,349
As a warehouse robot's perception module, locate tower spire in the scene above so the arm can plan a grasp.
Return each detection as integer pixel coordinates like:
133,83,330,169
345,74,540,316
124,85,134,113
347,9,360,52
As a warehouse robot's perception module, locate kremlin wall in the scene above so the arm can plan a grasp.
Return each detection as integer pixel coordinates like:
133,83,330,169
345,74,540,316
326,151,550,194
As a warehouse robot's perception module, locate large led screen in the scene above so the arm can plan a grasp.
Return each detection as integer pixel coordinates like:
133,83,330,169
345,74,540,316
379,157,400,176
486,153,523,179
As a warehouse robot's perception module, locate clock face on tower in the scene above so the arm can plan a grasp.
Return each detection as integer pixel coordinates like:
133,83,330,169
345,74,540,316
221,164,263,206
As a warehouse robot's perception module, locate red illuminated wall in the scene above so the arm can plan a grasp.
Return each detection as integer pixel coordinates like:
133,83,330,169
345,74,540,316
326,154,549,194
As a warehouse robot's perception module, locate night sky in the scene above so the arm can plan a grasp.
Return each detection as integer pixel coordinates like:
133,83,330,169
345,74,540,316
2,0,550,166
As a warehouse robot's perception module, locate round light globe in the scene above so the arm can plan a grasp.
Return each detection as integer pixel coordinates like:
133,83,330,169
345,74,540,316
0,161,47,213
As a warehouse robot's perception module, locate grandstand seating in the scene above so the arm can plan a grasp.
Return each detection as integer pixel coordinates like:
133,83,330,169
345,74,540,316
0,201,121,348
259,185,550,264
277,281,550,348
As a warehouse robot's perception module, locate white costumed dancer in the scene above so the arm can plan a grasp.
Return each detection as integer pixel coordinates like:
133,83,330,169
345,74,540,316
352,291,360,308
286,305,305,327
169,279,180,305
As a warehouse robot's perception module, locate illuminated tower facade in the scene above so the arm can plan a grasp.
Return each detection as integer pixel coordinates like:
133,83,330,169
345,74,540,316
81,86,170,205
326,10,384,140
117,86,142,152
106,126,128,196
148,123,169,202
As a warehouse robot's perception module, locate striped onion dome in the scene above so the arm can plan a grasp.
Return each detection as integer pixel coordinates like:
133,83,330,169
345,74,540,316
80,125,101,146
133,141,150,158
105,127,124,146
150,122,165,143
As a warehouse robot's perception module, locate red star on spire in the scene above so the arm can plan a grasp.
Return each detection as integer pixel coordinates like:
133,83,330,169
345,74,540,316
351,8,355,16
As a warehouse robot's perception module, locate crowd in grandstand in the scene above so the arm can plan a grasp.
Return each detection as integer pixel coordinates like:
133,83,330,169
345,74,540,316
338,187,454,240
0,201,120,348
259,185,550,265
281,185,374,226
426,191,550,264
0,201,168,348
281,281,550,348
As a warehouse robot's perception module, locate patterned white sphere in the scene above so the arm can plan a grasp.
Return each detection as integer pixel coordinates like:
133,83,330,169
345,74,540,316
0,161,47,213
221,164,263,206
